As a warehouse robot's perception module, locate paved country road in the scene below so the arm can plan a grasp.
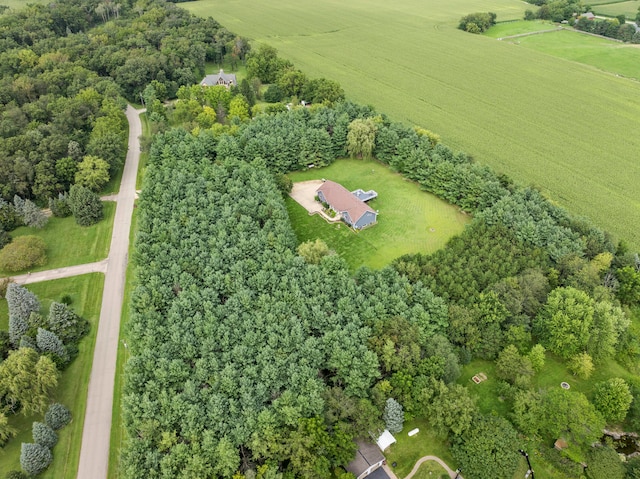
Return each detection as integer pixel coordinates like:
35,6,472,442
76,105,143,479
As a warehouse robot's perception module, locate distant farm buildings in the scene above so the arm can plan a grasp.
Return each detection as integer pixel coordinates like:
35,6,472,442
316,180,378,230
200,69,237,88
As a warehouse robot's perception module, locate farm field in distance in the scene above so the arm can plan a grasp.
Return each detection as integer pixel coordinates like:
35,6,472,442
593,0,640,18
286,159,469,270
184,0,640,251
486,22,640,81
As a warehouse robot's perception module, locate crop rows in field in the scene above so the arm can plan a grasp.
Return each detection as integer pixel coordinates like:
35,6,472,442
184,0,640,250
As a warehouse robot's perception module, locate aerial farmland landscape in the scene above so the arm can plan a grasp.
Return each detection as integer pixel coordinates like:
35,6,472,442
0,0,639,478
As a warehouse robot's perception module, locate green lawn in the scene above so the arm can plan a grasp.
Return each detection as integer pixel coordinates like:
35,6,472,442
593,0,640,18
184,0,640,251
0,273,104,478
485,20,560,38
107,206,138,479
0,202,115,276
504,28,640,81
384,419,457,478
286,159,469,270
0,0,44,11
410,461,450,479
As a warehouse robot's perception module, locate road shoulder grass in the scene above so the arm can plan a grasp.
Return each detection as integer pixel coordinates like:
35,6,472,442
0,201,115,276
286,159,470,271
0,273,105,478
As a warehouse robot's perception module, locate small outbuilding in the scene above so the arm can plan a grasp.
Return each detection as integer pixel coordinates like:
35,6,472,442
200,69,237,88
376,430,397,451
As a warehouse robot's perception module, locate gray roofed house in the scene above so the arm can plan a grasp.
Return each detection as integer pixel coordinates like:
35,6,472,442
316,180,378,230
200,69,237,88
345,440,387,479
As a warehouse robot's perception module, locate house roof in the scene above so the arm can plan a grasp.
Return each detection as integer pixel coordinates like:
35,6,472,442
200,69,237,87
345,440,385,477
317,180,376,224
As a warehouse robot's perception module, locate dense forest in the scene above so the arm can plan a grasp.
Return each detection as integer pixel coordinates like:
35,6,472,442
127,97,640,478
1,0,640,478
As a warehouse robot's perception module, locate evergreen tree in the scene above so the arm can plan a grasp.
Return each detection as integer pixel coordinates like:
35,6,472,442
20,199,48,229
48,302,87,343
36,328,67,360
32,422,58,449
383,398,404,433
6,283,40,346
68,185,103,226
20,443,53,476
45,403,71,431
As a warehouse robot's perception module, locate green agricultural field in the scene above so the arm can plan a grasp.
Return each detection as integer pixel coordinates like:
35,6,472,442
286,159,469,270
593,0,640,18
498,28,640,80
184,0,640,251
0,273,104,479
0,202,115,276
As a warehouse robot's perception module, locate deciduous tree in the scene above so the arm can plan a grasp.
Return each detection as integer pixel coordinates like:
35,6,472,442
74,155,110,192
592,378,633,423
0,348,58,415
0,235,47,272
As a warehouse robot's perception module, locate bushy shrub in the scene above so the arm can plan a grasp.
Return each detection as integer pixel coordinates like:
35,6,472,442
68,185,103,226
0,277,12,299
20,443,52,476
458,12,497,33
263,84,284,103
32,422,58,449
0,230,10,249
60,294,72,305
48,193,71,218
5,471,28,479
45,403,71,430
0,235,47,272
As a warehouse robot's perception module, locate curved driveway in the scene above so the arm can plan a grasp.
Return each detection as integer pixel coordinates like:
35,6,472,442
76,105,143,479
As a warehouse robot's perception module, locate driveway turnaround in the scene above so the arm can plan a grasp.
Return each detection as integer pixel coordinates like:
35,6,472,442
76,105,143,479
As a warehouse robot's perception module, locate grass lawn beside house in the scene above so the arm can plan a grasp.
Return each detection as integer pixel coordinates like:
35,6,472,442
286,158,469,270
0,201,115,277
384,418,457,479
0,273,104,478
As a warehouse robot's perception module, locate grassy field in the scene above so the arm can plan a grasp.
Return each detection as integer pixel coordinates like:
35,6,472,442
486,19,560,37
0,202,115,276
490,25,640,81
593,0,640,18
286,159,469,270
0,0,44,11
184,0,640,251
0,273,104,478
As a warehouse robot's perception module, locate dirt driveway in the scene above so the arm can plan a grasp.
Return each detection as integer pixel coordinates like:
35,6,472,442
290,180,324,214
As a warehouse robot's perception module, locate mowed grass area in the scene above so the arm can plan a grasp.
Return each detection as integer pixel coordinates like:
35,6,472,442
0,273,104,479
0,0,44,11
184,0,640,251
485,19,560,37
593,0,640,18
286,159,469,270
494,25,640,80
384,418,457,478
0,201,115,276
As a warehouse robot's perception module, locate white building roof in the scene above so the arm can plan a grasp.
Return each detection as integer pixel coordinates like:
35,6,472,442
376,429,396,451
